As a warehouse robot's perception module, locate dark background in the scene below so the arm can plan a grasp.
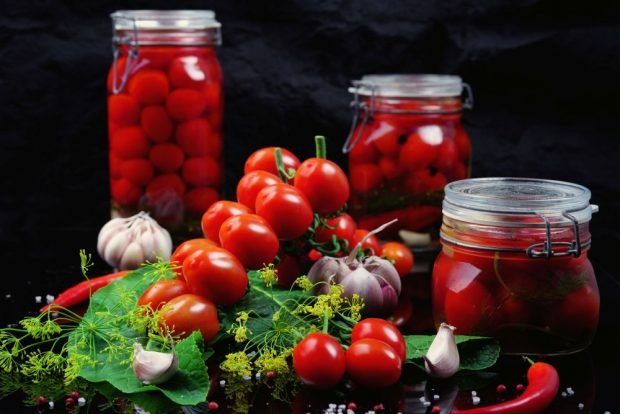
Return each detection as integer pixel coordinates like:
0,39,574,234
0,0,618,412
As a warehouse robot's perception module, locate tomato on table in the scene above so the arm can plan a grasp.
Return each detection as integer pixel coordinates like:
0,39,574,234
170,238,218,278
219,214,279,270
141,106,174,143
346,338,402,388
183,247,248,306
350,318,407,361
255,183,314,240
159,293,219,342
201,200,252,241
138,279,190,310
381,242,414,277
236,170,281,210
293,333,346,389
313,213,357,248
244,146,300,177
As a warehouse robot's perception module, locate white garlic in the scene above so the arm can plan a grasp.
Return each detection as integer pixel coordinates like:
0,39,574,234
132,343,178,385
97,212,172,270
423,323,460,378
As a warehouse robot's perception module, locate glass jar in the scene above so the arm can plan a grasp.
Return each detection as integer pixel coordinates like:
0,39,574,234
343,74,472,240
432,177,600,355
107,10,223,239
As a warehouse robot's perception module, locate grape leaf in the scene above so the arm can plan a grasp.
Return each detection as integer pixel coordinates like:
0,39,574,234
404,335,500,372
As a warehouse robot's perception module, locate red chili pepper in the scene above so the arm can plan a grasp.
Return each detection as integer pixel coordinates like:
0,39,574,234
39,270,130,313
451,362,560,414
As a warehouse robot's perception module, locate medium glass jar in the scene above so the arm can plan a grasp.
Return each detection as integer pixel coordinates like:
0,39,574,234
107,10,223,238
343,74,472,239
432,178,600,355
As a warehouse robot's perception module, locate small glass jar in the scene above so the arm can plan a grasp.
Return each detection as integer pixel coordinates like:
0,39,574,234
343,74,472,239
107,10,223,239
432,177,600,355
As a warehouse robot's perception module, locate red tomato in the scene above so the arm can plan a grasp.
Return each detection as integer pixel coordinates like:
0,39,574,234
398,131,439,172
351,318,407,361
109,153,123,179
244,147,301,177
108,94,140,126
111,178,142,206
434,138,460,176
110,127,150,160
183,247,248,306
351,229,381,255
348,138,379,164
146,173,186,199
294,158,350,215
548,282,600,336
149,143,185,173
182,156,221,187
314,213,357,247
170,238,218,278
219,214,279,270
120,159,154,186
275,254,301,288
369,121,405,156
255,183,314,240
159,293,219,341
175,118,217,157
201,200,252,241
128,69,169,105
292,333,346,389
378,157,403,181
346,338,402,388
349,163,383,193
166,89,207,121
184,187,219,214
168,56,219,89
138,279,190,310
141,106,173,143
202,82,222,113
381,242,414,277
236,170,282,209
454,127,471,162
444,280,497,334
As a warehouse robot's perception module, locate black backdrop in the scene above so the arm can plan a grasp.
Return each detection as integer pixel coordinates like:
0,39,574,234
0,0,619,412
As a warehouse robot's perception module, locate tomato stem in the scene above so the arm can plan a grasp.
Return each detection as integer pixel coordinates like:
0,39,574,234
274,147,289,183
315,135,327,159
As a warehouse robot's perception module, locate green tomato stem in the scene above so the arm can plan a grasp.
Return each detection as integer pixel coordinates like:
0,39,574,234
315,135,327,159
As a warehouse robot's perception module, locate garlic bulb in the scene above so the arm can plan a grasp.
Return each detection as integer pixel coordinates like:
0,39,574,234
132,343,178,385
423,323,460,378
97,212,172,270
307,219,401,316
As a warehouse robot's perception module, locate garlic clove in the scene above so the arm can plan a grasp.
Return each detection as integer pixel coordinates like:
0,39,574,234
364,256,402,295
423,323,460,378
120,241,145,270
341,267,384,315
103,231,132,267
97,218,126,257
132,343,178,385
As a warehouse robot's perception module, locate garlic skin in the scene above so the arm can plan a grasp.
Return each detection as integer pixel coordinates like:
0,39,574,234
132,343,178,385
423,323,460,378
97,212,172,270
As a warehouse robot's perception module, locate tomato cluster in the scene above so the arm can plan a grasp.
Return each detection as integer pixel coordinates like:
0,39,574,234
347,97,470,236
432,248,600,354
107,46,223,227
292,319,405,389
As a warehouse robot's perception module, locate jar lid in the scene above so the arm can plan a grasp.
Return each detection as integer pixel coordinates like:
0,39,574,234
349,74,463,98
111,10,221,30
443,177,597,226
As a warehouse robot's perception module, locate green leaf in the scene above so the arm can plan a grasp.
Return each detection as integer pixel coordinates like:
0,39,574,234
67,264,210,408
404,335,500,372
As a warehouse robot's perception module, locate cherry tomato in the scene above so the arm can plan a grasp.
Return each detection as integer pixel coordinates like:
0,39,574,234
128,69,169,105
183,247,248,306
275,254,301,288
111,178,142,206
369,121,405,156
255,183,314,240
345,338,402,388
109,153,123,179
176,118,217,157
350,318,407,362
548,282,599,336
398,131,439,172
182,156,221,187
108,94,140,126
146,173,186,199
454,127,471,162
434,138,459,176
314,213,357,248
443,280,497,334
351,229,381,255
184,187,219,214
349,163,383,193
120,159,154,186
110,127,150,160
168,56,219,89
348,141,379,164
138,279,190,310
378,157,403,181
149,143,185,173
159,293,219,341
292,333,346,389
294,157,350,215
381,242,414,277
201,200,252,241
244,147,300,177
219,214,279,270
236,170,281,210
141,106,173,143
170,238,218,278
166,89,207,121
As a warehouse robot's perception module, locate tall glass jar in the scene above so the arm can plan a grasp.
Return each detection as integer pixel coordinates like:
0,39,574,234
432,178,600,355
343,74,472,240
107,10,223,239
